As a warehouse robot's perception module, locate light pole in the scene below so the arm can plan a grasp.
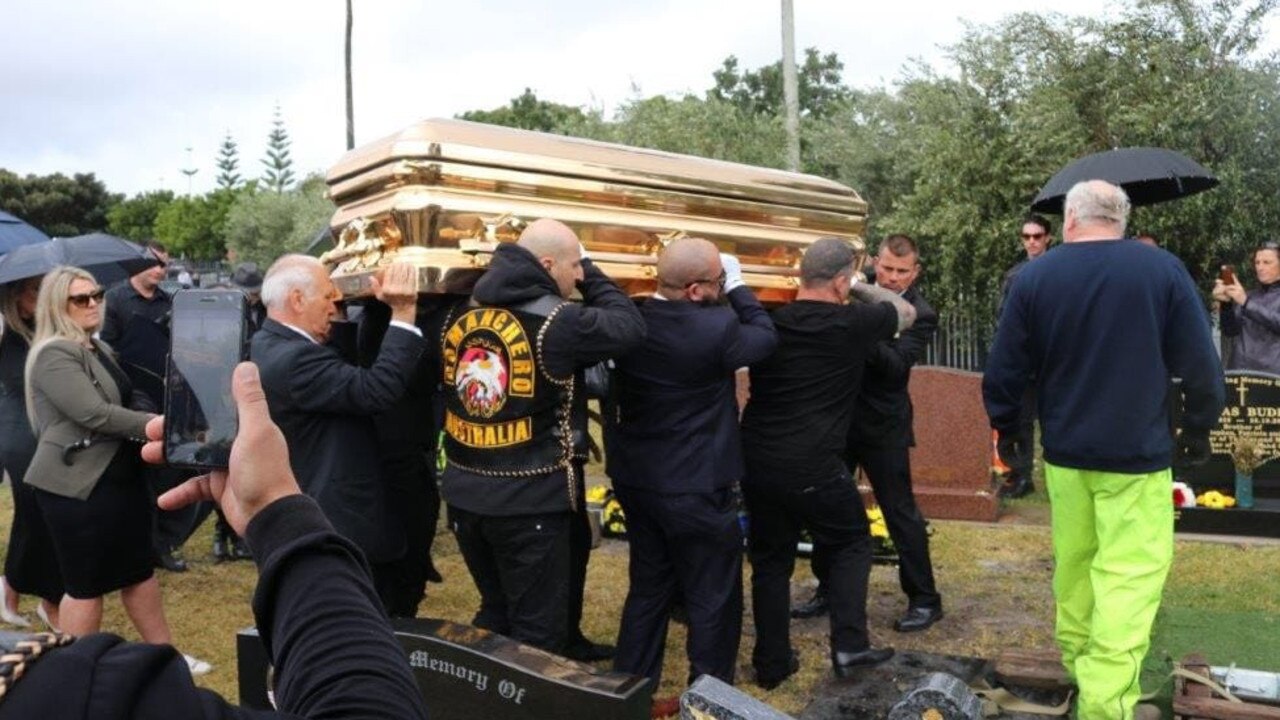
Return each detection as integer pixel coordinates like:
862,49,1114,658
781,0,801,172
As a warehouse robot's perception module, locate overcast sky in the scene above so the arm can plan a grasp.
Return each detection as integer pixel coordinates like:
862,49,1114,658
5,0,1274,198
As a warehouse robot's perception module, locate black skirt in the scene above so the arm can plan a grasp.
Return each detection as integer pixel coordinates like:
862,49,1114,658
1,444,65,604
35,443,155,599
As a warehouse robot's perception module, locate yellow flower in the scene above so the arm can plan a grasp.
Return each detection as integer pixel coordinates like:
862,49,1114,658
586,485,609,504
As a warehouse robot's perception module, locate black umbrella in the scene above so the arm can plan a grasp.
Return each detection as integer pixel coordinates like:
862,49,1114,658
1030,147,1218,214
0,210,51,254
0,233,160,286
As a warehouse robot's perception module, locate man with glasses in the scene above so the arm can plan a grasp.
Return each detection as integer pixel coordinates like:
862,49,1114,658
100,241,195,573
606,238,776,705
1213,240,1280,373
995,215,1054,498
741,238,915,688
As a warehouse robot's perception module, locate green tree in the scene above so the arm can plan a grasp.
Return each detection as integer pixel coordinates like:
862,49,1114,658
458,88,596,133
0,170,120,237
709,48,850,119
106,190,175,242
610,94,788,168
261,107,296,193
153,189,239,260
224,179,333,266
216,132,242,190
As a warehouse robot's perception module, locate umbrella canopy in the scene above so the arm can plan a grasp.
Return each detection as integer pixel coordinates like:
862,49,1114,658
0,233,160,286
1030,147,1218,214
0,210,52,254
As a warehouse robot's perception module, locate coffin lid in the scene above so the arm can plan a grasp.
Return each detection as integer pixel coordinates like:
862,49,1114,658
326,118,865,216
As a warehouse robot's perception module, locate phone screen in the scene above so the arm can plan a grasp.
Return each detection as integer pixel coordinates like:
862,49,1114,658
164,290,248,468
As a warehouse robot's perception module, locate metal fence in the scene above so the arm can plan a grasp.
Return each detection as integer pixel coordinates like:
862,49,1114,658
923,301,993,372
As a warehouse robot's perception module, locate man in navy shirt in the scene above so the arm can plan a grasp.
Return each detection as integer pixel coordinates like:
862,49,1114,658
984,180,1223,720
607,238,776,699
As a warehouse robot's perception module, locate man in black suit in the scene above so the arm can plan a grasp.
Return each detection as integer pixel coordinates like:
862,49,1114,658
792,235,944,632
607,238,776,694
251,255,426,612
441,218,644,655
740,238,915,688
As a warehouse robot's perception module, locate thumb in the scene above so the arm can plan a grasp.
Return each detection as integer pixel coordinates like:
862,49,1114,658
232,362,269,429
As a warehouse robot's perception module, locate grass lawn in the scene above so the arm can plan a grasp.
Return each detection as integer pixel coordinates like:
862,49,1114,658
0,476,1275,715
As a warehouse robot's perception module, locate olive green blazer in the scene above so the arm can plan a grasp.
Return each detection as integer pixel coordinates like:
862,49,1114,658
25,338,151,500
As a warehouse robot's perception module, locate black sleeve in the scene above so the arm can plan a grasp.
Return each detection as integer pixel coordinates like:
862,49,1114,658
721,286,778,372
867,301,938,380
551,259,646,372
288,328,426,415
247,495,428,720
849,301,900,346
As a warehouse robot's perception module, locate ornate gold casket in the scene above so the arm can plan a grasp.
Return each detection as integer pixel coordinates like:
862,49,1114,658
322,118,868,303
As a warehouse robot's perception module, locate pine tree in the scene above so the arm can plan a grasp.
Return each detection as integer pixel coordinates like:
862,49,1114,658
261,107,296,193
216,131,242,190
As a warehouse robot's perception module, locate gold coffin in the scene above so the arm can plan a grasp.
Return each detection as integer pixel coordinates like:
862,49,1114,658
322,118,868,303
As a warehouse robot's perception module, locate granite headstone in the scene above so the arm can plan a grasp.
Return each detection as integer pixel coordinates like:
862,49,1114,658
237,618,650,720
903,367,1000,521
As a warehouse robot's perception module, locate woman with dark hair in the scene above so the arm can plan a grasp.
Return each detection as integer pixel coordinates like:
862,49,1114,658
0,276,62,629
23,266,209,675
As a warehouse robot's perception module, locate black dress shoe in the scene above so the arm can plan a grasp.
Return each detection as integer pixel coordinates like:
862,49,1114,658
832,647,894,677
790,591,829,619
893,605,944,633
155,550,188,573
754,651,800,690
564,638,616,662
998,475,1035,499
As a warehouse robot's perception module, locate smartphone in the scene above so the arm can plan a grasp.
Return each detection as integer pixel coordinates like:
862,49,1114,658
164,290,249,469
1220,264,1237,285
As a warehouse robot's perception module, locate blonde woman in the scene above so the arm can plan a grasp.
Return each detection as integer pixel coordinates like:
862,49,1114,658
0,276,63,630
23,266,209,675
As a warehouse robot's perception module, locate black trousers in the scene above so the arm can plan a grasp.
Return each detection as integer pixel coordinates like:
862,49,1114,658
568,501,591,643
378,450,441,618
450,506,571,653
835,443,940,610
1010,386,1037,483
612,485,742,686
743,469,872,679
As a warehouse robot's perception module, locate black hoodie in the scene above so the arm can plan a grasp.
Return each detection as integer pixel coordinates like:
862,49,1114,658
441,244,645,516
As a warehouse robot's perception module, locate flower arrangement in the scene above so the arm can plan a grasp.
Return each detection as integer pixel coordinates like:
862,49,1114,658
1195,490,1236,509
1171,481,1197,508
1231,437,1262,475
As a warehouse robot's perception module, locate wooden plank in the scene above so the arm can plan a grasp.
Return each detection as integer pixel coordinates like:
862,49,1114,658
992,648,1073,690
1172,697,1280,720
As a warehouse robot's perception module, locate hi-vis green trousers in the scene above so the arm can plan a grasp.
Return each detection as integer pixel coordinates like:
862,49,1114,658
1045,462,1173,720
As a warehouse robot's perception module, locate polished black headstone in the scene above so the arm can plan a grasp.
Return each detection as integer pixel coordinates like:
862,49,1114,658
237,618,651,720
1177,371,1280,497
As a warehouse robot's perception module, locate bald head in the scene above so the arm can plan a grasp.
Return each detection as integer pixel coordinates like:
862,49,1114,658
518,219,579,262
518,218,584,298
658,238,719,290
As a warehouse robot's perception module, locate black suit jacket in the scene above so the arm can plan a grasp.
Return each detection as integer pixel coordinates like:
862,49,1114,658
607,286,777,494
848,286,938,449
250,318,426,561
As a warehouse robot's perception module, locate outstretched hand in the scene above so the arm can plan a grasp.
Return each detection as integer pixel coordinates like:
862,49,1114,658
142,362,300,538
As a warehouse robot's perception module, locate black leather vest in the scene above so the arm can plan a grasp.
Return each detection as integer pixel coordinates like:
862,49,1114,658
441,298,574,478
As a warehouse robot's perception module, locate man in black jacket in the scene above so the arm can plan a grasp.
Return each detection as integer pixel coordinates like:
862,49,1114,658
607,238,776,692
793,235,943,632
251,255,426,613
741,238,915,688
441,218,644,654
0,362,429,720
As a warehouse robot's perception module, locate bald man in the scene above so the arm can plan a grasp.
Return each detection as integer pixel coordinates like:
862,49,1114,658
441,219,644,655
250,256,426,613
605,239,776,694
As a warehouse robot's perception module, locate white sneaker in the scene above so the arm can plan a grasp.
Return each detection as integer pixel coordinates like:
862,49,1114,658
0,578,31,628
184,653,213,676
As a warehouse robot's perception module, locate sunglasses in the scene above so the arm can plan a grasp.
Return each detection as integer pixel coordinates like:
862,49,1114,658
1021,232,1047,240
68,289,106,308
687,269,727,290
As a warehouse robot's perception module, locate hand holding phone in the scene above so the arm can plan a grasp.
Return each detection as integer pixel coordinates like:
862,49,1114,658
1220,264,1238,285
164,290,250,469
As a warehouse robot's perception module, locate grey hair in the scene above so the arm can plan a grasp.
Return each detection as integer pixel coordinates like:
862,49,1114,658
800,237,856,287
261,254,324,310
1065,180,1130,235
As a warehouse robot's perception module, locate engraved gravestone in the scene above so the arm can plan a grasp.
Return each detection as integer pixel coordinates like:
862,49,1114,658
237,619,650,720
1186,372,1280,496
